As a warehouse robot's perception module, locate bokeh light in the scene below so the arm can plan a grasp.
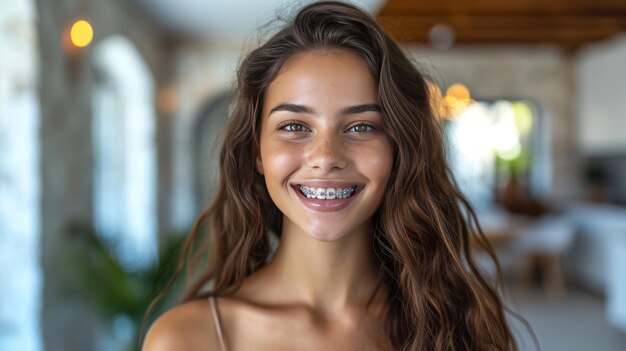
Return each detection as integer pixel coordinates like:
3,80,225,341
446,83,471,104
443,83,472,119
70,20,93,48
492,100,522,160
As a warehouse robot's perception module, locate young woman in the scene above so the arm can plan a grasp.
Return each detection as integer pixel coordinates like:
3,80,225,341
143,1,519,350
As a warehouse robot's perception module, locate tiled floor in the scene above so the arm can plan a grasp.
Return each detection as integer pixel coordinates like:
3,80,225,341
503,286,626,351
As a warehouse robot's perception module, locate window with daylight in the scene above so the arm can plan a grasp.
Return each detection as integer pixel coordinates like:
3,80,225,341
444,99,549,213
91,35,157,270
0,1,42,350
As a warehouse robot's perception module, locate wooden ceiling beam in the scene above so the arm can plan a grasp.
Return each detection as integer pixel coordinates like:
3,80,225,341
379,0,626,16
378,19,621,50
381,28,615,44
377,0,626,50
378,15,626,33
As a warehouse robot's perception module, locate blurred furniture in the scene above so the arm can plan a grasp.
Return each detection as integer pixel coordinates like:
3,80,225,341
607,232,626,333
565,202,626,332
473,210,530,248
513,215,577,298
471,209,532,281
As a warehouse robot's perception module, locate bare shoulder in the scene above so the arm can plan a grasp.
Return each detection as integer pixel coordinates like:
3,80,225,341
142,298,219,351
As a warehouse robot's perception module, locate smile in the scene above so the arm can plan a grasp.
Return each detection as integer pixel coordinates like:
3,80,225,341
291,183,362,212
298,185,357,199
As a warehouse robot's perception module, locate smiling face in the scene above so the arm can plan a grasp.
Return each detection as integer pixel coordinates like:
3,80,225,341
256,50,394,242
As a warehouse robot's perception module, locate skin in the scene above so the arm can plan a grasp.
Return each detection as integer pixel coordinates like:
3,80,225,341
143,50,394,351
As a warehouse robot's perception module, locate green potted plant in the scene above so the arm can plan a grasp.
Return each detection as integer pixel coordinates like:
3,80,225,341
62,221,186,350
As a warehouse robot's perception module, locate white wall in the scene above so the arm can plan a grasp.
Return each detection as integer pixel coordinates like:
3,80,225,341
577,34,626,155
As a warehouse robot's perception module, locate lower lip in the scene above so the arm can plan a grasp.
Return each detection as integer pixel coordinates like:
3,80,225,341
292,186,360,212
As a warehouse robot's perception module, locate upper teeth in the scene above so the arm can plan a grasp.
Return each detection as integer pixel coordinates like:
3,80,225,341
299,185,356,199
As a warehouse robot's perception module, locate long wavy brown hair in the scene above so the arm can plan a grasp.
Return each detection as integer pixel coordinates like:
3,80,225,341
147,1,525,350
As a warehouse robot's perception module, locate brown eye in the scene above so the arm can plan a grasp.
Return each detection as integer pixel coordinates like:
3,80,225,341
348,124,374,133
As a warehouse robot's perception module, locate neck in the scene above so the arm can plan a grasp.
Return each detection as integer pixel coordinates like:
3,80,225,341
265,219,381,315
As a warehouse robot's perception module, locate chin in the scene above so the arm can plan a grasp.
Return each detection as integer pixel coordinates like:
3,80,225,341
301,221,354,242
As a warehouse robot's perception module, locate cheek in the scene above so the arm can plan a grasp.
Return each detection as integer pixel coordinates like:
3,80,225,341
261,141,302,180
361,142,394,182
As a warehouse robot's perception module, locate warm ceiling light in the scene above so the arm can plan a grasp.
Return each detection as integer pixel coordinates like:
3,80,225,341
70,20,93,48
445,95,460,110
446,83,471,104
442,83,472,119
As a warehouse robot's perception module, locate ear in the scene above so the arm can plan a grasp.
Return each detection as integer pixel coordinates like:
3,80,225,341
255,155,265,175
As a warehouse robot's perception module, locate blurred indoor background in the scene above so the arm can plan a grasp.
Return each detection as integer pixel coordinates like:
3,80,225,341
1,0,625,350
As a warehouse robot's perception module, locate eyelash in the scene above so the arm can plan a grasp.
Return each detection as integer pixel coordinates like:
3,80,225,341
276,120,376,134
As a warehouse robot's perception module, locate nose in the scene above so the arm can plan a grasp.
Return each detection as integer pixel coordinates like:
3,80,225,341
304,131,348,172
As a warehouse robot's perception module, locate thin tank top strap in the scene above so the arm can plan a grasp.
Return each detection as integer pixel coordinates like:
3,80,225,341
209,296,227,351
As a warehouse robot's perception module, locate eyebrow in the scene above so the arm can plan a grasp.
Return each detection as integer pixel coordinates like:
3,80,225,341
269,103,382,117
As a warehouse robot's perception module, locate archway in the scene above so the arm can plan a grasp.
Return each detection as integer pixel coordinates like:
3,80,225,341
91,35,157,269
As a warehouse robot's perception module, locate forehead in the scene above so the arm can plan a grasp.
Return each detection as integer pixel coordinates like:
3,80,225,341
263,50,378,111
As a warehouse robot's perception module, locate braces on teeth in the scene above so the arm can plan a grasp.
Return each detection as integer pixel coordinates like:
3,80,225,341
299,185,357,199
